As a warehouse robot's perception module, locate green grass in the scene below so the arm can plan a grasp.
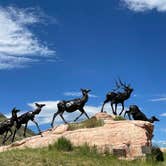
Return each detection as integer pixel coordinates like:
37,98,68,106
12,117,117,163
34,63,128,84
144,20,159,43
68,117,104,131
114,116,126,121
0,144,165,166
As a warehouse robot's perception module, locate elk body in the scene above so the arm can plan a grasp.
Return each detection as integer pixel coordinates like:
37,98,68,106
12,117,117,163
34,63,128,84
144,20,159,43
101,80,133,115
12,103,45,142
51,89,91,127
124,105,159,123
0,108,20,144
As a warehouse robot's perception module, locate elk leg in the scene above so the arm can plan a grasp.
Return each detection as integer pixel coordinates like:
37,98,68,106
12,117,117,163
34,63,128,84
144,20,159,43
23,123,28,137
114,104,117,115
32,120,42,137
51,112,59,128
5,129,13,143
83,110,90,120
59,112,68,124
111,103,116,115
11,128,17,142
101,100,108,112
124,110,131,120
2,130,8,145
119,103,124,116
128,112,132,120
74,112,83,122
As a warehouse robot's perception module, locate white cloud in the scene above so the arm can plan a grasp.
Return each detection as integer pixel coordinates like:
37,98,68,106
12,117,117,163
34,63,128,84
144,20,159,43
160,113,166,117
121,0,166,12
64,91,98,98
0,6,55,69
150,98,166,102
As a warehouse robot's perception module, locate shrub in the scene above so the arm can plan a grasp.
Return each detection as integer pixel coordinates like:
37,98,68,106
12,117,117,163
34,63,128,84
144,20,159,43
51,137,73,152
147,146,164,162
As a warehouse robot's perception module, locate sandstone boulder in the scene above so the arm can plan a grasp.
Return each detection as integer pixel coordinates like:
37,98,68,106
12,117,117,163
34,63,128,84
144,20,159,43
0,113,154,160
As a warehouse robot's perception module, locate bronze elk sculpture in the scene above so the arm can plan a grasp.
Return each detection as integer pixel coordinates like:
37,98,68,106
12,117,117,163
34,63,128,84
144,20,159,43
101,80,133,115
12,103,45,142
0,108,20,144
124,105,159,123
51,89,91,127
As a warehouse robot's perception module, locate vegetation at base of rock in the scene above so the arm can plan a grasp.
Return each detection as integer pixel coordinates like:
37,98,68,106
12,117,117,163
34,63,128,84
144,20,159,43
0,145,165,166
114,115,126,121
49,137,73,151
0,113,34,144
146,146,164,162
68,117,104,131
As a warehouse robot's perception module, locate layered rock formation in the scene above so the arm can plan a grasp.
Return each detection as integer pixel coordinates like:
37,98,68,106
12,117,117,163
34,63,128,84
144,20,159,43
0,112,154,160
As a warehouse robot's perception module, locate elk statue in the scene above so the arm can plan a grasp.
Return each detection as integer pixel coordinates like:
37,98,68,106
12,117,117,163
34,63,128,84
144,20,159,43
0,108,20,144
101,79,133,115
124,105,159,123
51,89,91,127
12,103,45,142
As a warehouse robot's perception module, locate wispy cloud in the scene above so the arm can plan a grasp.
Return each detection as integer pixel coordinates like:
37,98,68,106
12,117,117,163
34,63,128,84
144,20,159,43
121,0,166,12
160,113,166,117
64,91,98,98
0,6,55,69
150,98,166,102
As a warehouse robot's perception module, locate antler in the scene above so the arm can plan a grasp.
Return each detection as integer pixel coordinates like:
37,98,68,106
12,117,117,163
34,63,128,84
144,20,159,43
118,78,127,88
112,79,121,91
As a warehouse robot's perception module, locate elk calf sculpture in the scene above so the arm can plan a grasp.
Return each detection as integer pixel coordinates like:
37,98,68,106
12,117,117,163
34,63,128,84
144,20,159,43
124,105,159,123
12,103,45,142
51,89,91,127
101,79,133,115
0,108,20,144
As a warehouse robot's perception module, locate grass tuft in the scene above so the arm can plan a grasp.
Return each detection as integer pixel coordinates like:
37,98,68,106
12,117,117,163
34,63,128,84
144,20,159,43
68,117,104,131
114,116,126,121
50,137,73,152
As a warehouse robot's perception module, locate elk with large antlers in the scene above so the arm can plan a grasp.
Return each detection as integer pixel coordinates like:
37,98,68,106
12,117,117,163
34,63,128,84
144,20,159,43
101,79,133,115
51,89,91,127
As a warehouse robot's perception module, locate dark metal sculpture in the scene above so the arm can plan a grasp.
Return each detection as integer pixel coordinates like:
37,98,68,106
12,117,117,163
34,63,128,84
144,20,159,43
51,89,91,127
0,108,20,144
124,105,159,123
101,79,133,115
12,103,45,142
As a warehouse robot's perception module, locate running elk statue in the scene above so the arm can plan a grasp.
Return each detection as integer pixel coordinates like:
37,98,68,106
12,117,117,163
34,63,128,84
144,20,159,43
101,79,133,115
12,103,45,142
51,89,91,127
0,108,20,144
124,105,159,123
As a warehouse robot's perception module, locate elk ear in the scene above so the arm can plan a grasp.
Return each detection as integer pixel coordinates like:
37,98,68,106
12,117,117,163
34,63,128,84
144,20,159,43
87,89,91,93
35,103,40,107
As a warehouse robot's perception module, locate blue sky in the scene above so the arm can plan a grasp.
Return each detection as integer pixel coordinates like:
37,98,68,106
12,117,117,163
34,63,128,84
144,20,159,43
0,0,166,147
